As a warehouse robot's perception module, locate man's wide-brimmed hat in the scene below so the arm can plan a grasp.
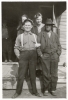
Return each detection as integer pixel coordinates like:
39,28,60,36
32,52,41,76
45,18,54,25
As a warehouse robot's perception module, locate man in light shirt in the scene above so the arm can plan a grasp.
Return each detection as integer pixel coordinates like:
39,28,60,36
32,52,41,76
12,19,41,98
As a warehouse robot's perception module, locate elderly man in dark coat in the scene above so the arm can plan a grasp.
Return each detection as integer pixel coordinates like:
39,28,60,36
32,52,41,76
37,18,61,96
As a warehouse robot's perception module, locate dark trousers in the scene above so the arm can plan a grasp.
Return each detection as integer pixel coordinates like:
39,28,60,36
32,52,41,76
2,38,12,60
16,50,37,94
40,58,58,92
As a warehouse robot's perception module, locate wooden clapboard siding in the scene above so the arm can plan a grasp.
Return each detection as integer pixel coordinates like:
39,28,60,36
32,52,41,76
60,29,66,31
60,25,66,28
59,10,66,47
60,21,66,25
58,10,66,65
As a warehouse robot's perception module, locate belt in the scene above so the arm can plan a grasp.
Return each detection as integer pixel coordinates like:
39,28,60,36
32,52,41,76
20,48,36,51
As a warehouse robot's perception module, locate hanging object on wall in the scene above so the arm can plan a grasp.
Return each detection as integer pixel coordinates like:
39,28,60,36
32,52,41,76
53,5,58,33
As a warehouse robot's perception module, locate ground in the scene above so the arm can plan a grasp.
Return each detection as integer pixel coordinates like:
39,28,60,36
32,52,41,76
2,64,66,98
3,83,66,98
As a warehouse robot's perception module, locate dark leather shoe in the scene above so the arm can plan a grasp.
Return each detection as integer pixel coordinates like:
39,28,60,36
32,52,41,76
32,92,42,97
12,93,19,98
50,91,56,96
43,91,48,96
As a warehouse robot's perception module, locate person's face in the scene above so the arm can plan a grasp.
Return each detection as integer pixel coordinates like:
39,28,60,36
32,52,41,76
45,25,52,32
22,16,27,23
23,21,33,32
35,16,42,25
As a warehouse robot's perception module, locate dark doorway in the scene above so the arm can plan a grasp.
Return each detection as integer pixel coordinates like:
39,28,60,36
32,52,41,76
2,3,53,62
40,6,53,23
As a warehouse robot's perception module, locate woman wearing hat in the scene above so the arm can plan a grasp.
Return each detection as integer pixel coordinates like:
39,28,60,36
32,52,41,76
17,14,28,36
32,13,45,72
37,18,61,96
33,12,45,35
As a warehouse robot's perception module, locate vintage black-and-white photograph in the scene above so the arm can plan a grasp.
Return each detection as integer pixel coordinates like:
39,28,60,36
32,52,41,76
2,1,66,98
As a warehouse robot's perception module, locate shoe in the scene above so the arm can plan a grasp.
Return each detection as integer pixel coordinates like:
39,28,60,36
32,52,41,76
32,92,42,97
9,60,12,62
12,93,19,98
50,91,56,96
43,91,48,96
5,59,7,63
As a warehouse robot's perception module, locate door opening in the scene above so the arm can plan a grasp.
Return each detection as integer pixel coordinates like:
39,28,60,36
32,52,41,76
40,6,53,23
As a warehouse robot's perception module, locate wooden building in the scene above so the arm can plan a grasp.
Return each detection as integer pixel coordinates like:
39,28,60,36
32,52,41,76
2,2,66,63
2,2,66,89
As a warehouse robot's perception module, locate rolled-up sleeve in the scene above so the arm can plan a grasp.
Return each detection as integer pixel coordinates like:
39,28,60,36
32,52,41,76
14,35,21,58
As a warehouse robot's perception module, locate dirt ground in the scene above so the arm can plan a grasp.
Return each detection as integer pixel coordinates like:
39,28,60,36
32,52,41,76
3,83,66,98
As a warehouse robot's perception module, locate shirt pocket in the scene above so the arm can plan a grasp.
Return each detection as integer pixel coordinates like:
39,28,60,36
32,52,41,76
31,40,36,44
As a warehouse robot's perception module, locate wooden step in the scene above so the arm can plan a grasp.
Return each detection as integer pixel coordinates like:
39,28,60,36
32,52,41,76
2,62,66,89
3,77,66,89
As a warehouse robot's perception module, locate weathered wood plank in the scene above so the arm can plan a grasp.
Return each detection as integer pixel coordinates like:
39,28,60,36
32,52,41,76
2,63,19,78
59,20,66,22
60,39,66,41
60,16,66,19
60,33,66,35
60,37,66,40
60,27,66,30
2,63,66,89
60,28,67,33
60,39,66,43
60,36,66,38
59,24,66,26
60,21,66,24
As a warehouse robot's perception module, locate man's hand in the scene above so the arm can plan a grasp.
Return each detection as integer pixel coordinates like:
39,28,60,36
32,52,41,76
17,56,20,59
35,43,41,48
40,54,45,59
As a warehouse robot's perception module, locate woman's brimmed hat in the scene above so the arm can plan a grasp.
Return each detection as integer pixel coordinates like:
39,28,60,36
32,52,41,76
45,18,54,25
34,12,42,19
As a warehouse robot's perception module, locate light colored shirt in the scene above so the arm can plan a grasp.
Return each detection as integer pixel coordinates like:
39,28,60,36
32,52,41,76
14,32,37,57
22,32,37,50
47,31,51,38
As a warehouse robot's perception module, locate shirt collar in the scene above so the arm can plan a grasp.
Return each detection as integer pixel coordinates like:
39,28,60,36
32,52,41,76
46,30,52,34
47,31,51,34
43,30,52,37
24,31,32,35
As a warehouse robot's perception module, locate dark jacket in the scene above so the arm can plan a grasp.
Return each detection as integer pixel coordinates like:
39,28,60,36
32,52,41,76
37,31,61,61
17,29,24,36
32,24,45,35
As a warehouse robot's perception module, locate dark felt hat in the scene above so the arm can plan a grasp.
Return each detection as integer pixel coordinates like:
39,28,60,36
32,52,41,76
45,18,54,25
